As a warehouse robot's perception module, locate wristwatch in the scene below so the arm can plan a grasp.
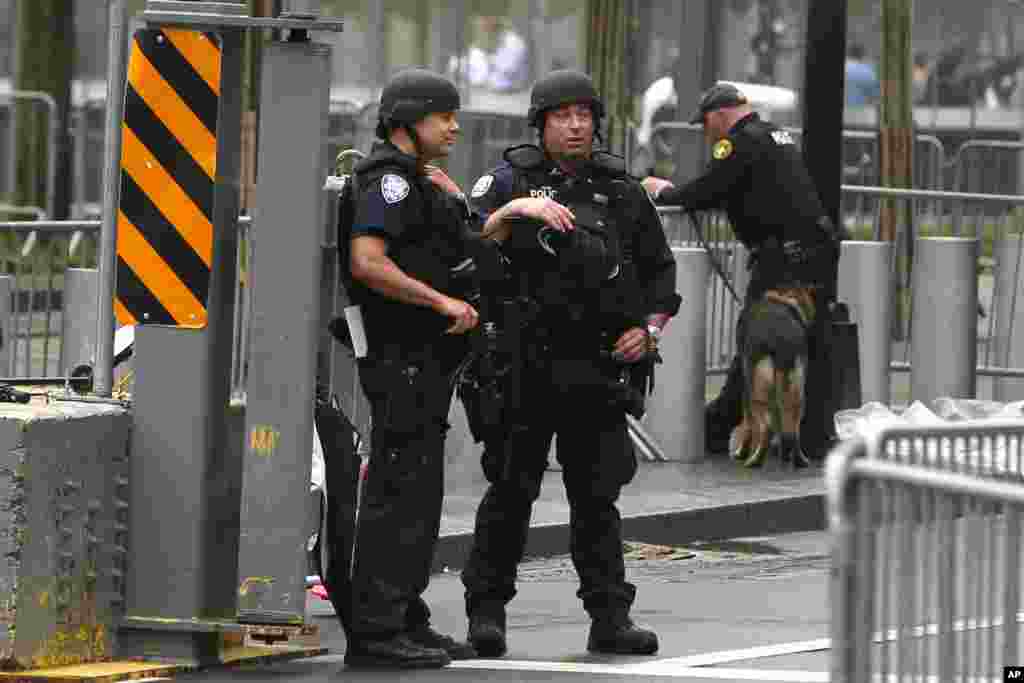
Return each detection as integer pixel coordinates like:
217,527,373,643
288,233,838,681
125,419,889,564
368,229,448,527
645,324,662,348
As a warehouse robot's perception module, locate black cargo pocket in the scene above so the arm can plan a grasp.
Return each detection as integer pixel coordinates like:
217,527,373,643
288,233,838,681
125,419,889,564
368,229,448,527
362,359,440,436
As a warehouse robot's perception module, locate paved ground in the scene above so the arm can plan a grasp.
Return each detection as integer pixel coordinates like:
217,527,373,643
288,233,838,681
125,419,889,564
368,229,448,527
175,530,834,682
435,453,827,572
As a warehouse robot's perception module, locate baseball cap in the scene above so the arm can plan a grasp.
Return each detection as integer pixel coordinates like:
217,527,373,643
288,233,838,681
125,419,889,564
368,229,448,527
688,83,749,124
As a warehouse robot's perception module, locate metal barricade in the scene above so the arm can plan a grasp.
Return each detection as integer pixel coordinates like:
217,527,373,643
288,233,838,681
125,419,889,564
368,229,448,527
657,206,746,376
0,220,100,377
952,139,1024,200
0,90,60,219
840,184,1024,402
828,422,1024,681
642,122,947,191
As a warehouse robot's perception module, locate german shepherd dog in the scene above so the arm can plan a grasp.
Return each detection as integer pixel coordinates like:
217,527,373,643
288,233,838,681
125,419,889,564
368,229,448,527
730,287,817,468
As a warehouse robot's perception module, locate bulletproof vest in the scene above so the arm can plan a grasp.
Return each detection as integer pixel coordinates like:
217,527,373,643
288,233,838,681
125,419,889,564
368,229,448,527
502,145,642,333
348,146,464,308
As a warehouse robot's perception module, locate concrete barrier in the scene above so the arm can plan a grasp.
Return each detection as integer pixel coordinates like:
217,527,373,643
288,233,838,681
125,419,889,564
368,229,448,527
838,241,893,405
0,401,130,668
646,248,710,462
59,268,99,376
993,233,1024,402
911,237,979,403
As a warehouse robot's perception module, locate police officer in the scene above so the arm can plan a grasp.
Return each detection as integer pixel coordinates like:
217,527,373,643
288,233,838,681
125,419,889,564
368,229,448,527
460,70,681,657
642,82,842,461
338,68,480,668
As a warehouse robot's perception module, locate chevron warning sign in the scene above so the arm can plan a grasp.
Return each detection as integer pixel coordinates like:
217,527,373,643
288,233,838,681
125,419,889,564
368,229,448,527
115,28,221,328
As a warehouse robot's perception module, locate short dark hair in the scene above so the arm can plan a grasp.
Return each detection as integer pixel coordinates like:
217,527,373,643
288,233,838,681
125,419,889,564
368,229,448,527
848,43,866,61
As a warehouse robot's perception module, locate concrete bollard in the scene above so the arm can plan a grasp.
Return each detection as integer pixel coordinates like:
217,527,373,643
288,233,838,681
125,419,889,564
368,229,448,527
911,237,978,403
646,248,709,461
0,276,11,376
60,268,99,375
838,241,893,406
993,233,1024,402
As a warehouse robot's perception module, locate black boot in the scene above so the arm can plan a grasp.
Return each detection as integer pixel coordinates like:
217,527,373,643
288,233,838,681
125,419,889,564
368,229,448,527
407,624,477,660
467,606,507,657
344,633,451,669
587,610,659,655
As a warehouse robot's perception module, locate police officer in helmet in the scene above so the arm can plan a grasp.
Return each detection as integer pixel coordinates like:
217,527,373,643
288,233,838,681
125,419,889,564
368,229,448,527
642,83,843,462
460,70,681,657
336,68,480,668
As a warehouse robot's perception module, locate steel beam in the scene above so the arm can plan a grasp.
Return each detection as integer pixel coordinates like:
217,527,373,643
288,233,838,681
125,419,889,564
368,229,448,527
236,39,331,625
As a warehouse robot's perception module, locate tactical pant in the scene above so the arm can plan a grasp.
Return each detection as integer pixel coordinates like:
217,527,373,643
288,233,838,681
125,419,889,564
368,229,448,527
338,355,456,642
461,358,639,618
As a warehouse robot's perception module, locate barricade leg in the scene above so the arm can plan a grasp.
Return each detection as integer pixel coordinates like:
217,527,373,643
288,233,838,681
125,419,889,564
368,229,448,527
0,275,12,376
646,248,709,461
60,267,98,376
237,39,331,625
838,241,893,406
993,233,1024,402
910,237,978,404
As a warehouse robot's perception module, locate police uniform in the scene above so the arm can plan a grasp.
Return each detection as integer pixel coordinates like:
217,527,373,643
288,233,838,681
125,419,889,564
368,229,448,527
330,69,478,668
652,83,841,457
459,73,680,658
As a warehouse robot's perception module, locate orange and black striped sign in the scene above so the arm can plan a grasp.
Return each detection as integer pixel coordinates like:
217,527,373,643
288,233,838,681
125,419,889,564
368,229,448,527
115,28,221,328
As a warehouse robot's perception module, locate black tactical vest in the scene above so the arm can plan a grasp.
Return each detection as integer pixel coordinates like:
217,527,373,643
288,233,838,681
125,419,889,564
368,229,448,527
501,145,643,336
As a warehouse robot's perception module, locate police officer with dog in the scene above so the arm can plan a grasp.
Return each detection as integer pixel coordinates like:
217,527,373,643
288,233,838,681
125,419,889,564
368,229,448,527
330,68,483,669
458,69,681,657
642,82,843,461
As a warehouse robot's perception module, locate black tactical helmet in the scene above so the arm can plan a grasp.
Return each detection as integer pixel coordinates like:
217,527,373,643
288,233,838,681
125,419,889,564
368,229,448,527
376,68,461,139
527,70,605,129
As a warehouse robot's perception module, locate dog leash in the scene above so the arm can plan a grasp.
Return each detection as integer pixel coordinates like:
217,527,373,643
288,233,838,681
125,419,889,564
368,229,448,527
685,210,743,306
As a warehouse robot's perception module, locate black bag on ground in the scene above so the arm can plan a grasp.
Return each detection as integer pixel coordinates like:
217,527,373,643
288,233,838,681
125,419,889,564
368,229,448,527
801,301,862,460
312,392,362,636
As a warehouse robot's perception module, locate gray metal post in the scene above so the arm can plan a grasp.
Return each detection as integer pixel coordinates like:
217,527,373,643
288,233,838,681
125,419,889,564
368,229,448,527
838,241,893,406
0,276,12,376
646,248,709,461
910,237,979,404
237,39,331,624
118,17,247,664
95,0,130,397
60,268,99,376
994,233,1024,402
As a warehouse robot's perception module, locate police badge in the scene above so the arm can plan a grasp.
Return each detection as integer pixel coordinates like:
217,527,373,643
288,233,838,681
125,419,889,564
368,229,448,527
381,173,410,204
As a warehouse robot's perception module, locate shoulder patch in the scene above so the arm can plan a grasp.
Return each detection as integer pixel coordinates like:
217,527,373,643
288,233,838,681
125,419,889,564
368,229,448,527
381,173,410,204
470,174,494,198
712,139,733,161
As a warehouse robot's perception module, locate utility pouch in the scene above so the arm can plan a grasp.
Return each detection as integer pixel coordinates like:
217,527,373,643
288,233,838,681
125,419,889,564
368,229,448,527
362,358,442,436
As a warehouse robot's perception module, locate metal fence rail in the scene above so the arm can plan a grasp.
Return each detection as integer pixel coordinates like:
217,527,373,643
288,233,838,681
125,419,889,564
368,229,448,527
641,121,948,191
840,184,1024,400
828,423,1024,682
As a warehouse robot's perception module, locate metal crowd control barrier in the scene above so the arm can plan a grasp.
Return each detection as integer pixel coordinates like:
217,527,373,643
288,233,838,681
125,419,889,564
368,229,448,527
0,90,59,219
840,185,1024,401
643,122,946,190
951,139,1024,199
656,206,747,376
828,421,1024,682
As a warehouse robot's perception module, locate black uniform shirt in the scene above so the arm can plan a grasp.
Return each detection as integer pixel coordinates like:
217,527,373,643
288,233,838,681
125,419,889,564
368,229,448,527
350,142,473,357
469,154,681,326
654,112,826,249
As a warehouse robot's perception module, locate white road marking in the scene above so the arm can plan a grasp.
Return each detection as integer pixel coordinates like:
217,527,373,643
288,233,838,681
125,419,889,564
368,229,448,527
621,638,832,669
450,659,827,681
